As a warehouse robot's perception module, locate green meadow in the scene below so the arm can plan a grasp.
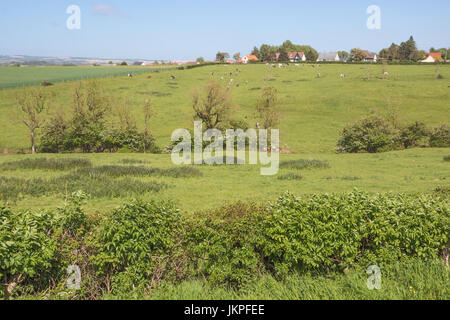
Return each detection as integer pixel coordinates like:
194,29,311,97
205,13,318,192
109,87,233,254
0,63,448,300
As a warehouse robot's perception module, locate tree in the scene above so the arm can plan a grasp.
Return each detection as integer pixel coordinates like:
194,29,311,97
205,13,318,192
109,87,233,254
338,51,349,60
196,57,205,64
143,99,155,153
68,80,111,153
233,52,241,62
192,81,232,130
120,61,128,66
15,88,51,154
255,86,280,130
251,46,260,59
40,105,67,153
215,52,230,62
278,48,289,62
351,48,366,62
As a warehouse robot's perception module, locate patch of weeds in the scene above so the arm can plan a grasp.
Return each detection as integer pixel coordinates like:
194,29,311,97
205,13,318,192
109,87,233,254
277,173,303,181
70,165,202,179
249,87,261,91
118,159,148,165
280,159,330,170
1,158,92,171
341,176,361,181
443,156,450,162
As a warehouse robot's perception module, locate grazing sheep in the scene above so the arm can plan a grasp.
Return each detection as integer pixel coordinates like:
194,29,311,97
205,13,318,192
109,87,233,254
383,71,389,76
317,73,321,78
245,80,249,85
170,75,176,80
278,64,283,68
340,74,345,78
295,64,299,67
128,73,133,78
220,77,224,80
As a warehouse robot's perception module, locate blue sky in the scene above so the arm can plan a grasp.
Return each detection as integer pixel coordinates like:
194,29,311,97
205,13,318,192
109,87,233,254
0,0,449,60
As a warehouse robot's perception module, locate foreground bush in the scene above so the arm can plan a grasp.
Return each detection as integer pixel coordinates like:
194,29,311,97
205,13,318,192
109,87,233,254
0,190,448,299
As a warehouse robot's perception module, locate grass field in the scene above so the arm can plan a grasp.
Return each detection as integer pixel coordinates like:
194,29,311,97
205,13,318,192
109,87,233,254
0,63,448,300
0,65,176,90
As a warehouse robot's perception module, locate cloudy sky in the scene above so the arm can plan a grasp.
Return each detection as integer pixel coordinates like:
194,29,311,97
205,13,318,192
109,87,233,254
0,0,449,60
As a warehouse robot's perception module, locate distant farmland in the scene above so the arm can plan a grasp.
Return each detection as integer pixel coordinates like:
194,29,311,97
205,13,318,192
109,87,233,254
0,65,176,89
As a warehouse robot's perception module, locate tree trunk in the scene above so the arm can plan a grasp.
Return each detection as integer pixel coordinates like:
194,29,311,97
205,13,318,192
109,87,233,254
31,130,36,154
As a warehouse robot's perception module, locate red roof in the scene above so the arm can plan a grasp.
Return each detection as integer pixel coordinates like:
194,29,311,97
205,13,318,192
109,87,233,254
245,55,258,61
428,52,442,57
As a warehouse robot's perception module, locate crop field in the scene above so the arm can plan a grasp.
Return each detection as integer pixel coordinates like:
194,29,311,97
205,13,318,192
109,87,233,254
0,63,448,300
0,65,175,90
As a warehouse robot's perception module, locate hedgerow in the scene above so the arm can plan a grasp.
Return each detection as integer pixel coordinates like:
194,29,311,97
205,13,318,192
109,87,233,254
0,190,448,299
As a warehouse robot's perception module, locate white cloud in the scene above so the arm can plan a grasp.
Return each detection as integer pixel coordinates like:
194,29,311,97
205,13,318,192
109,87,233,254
93,4,128,18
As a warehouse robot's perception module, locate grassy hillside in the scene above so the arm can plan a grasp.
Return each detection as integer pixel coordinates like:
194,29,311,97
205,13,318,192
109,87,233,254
0,64,448,153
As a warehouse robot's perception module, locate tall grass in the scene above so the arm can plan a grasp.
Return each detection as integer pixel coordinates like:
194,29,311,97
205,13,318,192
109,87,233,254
280,159,330,170
0,175,167,201
148,259,449,300
1,158,92,171
71,165,202,178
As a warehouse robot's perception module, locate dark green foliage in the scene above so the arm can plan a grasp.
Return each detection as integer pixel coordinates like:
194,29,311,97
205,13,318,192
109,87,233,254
1,158,92,171
71,165,202,178
337,115,400,153
443,155,450,162
429,124,450,148
261,191,449,276
0,191,448,298
280,159,330,170
277,173,303,180
399,121,430,148
92,200,183,295
184,202,267,286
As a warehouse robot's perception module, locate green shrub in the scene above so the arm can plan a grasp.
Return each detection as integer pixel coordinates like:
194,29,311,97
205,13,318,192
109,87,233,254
399,121,430,148
444,156,450,162
0,204,59,298
184,202,267,287
260,191,449,277
430,124,450,148
92,200,184,295
337,115,400,153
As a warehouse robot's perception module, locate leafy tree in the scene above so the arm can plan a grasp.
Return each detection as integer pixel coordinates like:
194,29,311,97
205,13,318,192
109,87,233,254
251,46,260,59
350,48,366,62
215,52,230,62
233,52,241,62
120,61,128,66
14,88,52,154
255,86,280,129
196,57,205,64
192,81,233,130
338,51,349,60
278,48,289,62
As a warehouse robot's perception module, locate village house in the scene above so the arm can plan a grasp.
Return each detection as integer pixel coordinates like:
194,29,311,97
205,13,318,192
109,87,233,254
241,55,259,64
421,52,442,63
317,52,340,62
361,50,377,62
288,52,306,62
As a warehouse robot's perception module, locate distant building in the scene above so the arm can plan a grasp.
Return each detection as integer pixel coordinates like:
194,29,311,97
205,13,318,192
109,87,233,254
288,52,306,62
361,50,377,62
241,55,259,64
317,52,340,62
422,52,442,63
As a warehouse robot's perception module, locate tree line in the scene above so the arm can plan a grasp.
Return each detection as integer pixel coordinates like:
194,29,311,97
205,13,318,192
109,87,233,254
13,80,160,154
